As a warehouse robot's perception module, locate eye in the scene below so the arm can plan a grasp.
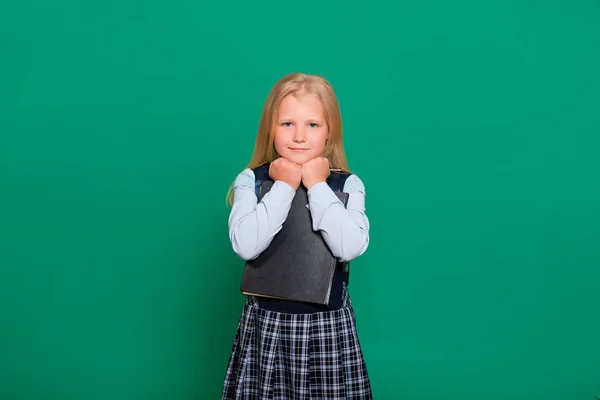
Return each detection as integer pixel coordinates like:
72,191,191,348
308,123,319,128
282,122,293,127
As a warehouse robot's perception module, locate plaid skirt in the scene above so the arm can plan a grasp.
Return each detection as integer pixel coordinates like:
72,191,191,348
221,287,372,399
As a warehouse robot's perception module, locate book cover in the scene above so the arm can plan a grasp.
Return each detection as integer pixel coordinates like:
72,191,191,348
240,180,348,305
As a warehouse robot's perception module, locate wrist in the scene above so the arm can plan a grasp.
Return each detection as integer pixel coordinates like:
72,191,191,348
279,179,300,191
303,178,325,190
270,180,298,201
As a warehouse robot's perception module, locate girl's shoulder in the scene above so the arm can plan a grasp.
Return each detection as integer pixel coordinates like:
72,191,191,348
342,173,366,196
233,168,255,190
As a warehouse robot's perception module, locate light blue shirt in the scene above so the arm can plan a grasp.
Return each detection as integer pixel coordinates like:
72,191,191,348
228,169,370,263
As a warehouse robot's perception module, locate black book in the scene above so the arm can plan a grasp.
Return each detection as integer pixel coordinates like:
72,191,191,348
240,180,349,305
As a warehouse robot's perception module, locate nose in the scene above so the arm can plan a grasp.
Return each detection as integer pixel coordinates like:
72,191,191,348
293,127,306,143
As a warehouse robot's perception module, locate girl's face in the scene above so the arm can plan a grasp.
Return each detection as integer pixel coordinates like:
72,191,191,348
273,92,329,165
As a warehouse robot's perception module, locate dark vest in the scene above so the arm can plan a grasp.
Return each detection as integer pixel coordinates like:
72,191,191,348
251,162,351,314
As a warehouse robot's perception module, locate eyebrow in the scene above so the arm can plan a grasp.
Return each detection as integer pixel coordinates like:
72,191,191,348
278,118,324,123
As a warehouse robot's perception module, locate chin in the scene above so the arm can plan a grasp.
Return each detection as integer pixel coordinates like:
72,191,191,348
282,151,314,165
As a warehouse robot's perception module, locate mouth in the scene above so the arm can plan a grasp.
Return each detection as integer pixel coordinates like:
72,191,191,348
289,148,309,152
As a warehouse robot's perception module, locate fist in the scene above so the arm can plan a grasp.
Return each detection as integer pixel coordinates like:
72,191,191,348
269,158,302,190
301,157,330,190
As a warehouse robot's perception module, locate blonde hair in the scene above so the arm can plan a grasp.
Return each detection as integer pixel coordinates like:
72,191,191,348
226,72,350,206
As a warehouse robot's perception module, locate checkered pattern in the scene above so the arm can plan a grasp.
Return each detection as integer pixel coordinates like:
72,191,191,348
221,290,372,399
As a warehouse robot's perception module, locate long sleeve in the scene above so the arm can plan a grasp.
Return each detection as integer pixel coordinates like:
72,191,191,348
228,168,296,260
306,174,370,262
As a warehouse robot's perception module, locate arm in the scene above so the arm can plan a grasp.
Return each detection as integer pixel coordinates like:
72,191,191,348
306,174,370,262
228,168,296,260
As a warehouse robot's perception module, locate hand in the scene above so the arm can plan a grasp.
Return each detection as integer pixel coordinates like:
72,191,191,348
301,157,330,190
269,158,302,190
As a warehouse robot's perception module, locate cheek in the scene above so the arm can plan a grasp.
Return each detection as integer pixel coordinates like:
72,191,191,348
310,129,328,150
273,128,287,152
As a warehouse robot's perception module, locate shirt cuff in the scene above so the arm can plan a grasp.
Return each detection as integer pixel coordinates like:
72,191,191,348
262,180,296,204
306,181,343,228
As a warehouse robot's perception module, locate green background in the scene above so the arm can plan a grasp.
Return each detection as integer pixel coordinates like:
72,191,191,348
1,0,599,399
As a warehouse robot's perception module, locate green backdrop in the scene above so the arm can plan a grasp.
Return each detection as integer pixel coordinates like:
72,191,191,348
1,0,599,399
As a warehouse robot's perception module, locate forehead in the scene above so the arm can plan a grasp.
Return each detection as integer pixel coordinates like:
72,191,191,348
278,93,324,119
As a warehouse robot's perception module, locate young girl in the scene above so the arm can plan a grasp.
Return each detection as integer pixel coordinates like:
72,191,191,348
222,73,372,399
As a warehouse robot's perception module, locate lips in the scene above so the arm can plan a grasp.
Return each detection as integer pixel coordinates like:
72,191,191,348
289,148,309,151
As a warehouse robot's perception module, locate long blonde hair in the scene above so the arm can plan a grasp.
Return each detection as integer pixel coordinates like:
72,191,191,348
226,73,350,206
